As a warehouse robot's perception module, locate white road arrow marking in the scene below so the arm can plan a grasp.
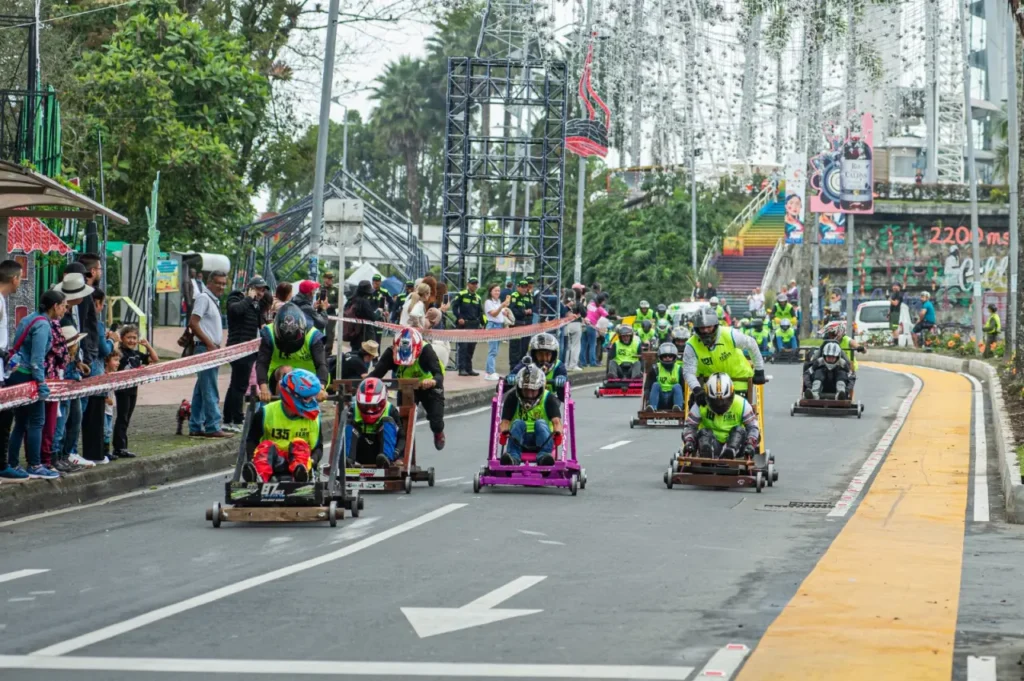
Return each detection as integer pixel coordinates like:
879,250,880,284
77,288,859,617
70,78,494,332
402,576,546,638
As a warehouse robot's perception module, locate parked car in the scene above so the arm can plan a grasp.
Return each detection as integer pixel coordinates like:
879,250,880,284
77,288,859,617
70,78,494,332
668,301,710,328
854,300,912,344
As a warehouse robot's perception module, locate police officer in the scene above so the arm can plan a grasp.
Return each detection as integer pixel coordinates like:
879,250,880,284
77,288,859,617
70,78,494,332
507,279,532,367
454,276,484,376
370,273,392,318
391,280,415,323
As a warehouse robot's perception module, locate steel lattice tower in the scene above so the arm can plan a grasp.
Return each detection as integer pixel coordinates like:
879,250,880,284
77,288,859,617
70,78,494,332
441,0,568,319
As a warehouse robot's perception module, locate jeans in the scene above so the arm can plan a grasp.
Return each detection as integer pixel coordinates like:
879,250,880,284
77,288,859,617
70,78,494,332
485,321,503,375
564,322,582,370
508,419,552,462
650,383,684,409
345,416,400,464
52,399,71,456
58,398,82,457
582,326,597,367
189,342,222,434
775,335,798,351
104,413,112,445
6,372,43,469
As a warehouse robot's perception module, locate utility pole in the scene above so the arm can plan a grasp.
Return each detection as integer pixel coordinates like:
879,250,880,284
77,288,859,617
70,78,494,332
1007,18,1019,358
308,0,342,282
685,4,697,272
844,0,856,327
958,0,983,343
572,0,594,284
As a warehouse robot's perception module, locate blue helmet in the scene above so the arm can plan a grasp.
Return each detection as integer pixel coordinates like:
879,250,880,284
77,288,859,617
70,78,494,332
279,369,322,419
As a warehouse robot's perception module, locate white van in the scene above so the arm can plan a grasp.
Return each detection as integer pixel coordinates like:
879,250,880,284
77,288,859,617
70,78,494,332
854,300,912,344
668,301,711,328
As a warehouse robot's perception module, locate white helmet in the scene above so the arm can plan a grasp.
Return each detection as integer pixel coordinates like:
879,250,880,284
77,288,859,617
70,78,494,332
705,373,735,415
639,300,650,309
709,296,720,306
780,318,792,330
822,341,843,365
515,364,547,410
777,293,788,304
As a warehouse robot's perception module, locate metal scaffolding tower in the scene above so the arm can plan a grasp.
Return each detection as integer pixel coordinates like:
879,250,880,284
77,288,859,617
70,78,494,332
927,0,965,183
441,0,568,319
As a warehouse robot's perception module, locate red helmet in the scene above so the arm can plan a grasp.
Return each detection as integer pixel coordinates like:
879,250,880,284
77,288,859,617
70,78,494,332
395,327,424,366
356,377,388,424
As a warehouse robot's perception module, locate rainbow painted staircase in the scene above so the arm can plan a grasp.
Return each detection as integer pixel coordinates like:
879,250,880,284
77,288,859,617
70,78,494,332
711,197,786,314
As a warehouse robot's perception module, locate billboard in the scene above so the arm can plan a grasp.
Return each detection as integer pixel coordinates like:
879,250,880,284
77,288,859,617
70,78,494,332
783,153,807,245
809,112,875,216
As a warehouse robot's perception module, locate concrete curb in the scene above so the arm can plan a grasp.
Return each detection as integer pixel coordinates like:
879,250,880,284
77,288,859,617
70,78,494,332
866,349,1024,524
0,368,608,522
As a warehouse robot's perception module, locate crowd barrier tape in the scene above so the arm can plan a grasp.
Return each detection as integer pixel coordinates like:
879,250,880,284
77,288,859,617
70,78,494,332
0,316,578,412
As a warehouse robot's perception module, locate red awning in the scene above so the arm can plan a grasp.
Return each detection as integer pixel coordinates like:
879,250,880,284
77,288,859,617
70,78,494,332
7,215,71,255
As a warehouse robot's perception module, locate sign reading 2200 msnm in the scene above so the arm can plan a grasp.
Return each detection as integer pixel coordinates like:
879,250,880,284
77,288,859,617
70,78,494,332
928,225,1010,247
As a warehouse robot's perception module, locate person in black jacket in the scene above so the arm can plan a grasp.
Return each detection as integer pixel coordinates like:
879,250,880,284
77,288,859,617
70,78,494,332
223,276,269,432
453,276,483,376
346,280,380,350
292,280,328,331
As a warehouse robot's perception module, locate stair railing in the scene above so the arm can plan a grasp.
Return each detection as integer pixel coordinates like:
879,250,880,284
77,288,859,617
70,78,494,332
761,237,785,293
725,183,777,238
698,236,720,277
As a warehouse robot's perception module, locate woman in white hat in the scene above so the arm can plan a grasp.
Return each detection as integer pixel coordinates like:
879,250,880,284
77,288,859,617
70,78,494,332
51,271,95,307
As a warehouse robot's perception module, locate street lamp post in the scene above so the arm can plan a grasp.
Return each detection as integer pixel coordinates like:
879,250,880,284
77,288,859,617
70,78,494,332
308,0,342,282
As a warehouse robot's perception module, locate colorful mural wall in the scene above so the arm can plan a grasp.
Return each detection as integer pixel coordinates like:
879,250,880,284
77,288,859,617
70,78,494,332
816,207,1009,328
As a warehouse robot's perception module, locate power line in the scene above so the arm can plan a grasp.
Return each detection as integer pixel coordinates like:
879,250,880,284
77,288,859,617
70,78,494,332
0,0,141,31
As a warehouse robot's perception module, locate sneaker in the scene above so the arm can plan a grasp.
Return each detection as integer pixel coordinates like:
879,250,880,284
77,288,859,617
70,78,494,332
95,457,111,465
0,466,29,480
500,453,515,465
375,453,392,469
671,405,683,412
115,450,138,459
291,465,309,483
644,405,656,413
27,465,60,479
483,373,499,381
64,461,85,473
536,453,555,466
433,432,446,451
107,451,121,461
68,453,95,468
52,460,70,473
344,457,356,468
803,389,814,400
223,423,242,433
241,461,259,482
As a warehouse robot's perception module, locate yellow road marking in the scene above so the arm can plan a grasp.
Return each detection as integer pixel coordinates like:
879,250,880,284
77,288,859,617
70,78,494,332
737,364,971,681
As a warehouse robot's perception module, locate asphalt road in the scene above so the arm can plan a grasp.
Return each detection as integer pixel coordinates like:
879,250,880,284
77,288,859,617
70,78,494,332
1,364,1022,681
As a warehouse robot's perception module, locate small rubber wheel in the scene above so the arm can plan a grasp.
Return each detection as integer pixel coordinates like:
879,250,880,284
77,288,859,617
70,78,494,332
209,503,221,528
205,507,213,521
570,475,578,496
755,472,764,492
428,467,435,487
766,463,775,487
404,475,413,494
629,419,635,429
665,467,674,489
328,500,339,527
473,472,482,493
580,469,587,490
594,388,600,398
790,405,795,417
358,495,365,510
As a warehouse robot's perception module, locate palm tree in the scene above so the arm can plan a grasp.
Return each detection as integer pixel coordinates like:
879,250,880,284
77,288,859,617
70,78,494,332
370,56,431,230
993,103,1009,183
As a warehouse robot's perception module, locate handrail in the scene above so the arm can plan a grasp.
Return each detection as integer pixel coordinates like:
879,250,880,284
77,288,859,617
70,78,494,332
725,183,776,238
699,236,720,276
761,237,784,293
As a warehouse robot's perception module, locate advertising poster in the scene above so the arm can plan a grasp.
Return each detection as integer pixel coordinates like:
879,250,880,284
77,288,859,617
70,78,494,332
155,260,180,294
809,112,875,215
819,212,846,245
783,152,807,245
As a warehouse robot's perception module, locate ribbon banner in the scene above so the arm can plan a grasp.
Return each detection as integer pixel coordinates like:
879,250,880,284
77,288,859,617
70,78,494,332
0,316,577,412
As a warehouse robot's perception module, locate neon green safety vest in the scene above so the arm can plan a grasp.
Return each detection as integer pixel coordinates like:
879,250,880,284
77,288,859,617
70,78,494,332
772,303,795,325
354,401,393,434
657,363,682,390
261,400,321,452
614,336,641,364
269,326,318,376
635,309,655,324
839,335,858,371
698,398,746,444
545,360,562,389
715,305,726,320
777,327,795,344
687,330,754,389
515,390,553,433
637,329,657,345
985,313,1001,335
752,328,770,348
396,342,446,381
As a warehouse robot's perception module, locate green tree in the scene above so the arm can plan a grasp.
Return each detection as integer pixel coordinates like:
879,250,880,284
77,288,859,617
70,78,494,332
64,0,268,249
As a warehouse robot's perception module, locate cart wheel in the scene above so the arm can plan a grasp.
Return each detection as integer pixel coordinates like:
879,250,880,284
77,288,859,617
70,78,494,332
580,469,587,489
629,419,635,429
860,403,865,414
404,475,413,494
205,507,213,521
473,471,482,493
428,467,435,487
570,475,578,496
358,495,365,510
772,464,779,482
665,467,674,489
790,405,795,417
755,471,764,492
594,388,600,398
209,503,221,528
766,463,775,487
328,500,338,527
351,493,361,518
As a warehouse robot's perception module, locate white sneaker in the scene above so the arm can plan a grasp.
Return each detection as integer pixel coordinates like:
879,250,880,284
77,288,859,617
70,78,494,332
68,454,96,468
223,424,242,433
96,456,111,465
483,373,499,381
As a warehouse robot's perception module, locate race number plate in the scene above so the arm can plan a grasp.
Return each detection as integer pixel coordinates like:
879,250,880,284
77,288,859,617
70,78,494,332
347,480,386,490
345,468,386,478
647,418,682,426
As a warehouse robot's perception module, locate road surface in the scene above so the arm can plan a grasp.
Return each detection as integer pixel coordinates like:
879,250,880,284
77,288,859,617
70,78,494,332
1,363,1022,680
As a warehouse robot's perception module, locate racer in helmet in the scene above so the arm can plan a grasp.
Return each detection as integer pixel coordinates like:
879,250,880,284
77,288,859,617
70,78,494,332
682,306,765,406
498,364,563,466
820,319,865,382
243,369,324,483
507,333,568,401
344,377,405,468
370,327,447,450
645,343,685,411
256,301,329,402
633,300,655,330
669,326,691,354
750,318,773,358
654,303,671,325
770,293,797,330
805,340,851,400
607,324,643,379
709,296,727,323
655,317,672,343
739,318,752,336
636,318,658,351
681,373,760,460
774,317,798,351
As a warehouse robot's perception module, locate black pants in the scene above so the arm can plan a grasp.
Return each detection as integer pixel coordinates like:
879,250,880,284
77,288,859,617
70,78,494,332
224,355,256,425
0,409,13,467
81,395,108,461
697,426,749,459
457,333,478,372
403,388,444,434
508,332,524,369
811,367,849,394
113,390,138,453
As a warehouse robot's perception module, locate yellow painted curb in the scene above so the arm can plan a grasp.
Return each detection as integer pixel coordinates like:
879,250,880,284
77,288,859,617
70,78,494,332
736,365,971,681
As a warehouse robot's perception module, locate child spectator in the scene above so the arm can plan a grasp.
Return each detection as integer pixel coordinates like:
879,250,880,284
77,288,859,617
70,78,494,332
104,349,121,453
113,325,158,459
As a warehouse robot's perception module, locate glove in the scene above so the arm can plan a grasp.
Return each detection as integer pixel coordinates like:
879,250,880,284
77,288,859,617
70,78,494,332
552,431,564,448
753,369,766,385
499,431,510,446
37,381,49,400
856,345,867,354
553,375,567,388
691,386,707,406
682,438,696,454
505,373,517,386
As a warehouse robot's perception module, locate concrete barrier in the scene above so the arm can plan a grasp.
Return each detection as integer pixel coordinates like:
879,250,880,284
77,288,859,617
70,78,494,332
866,349,1024,524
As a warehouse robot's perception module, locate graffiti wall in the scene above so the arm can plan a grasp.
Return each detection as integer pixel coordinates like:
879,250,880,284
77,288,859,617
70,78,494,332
817,207,1009,328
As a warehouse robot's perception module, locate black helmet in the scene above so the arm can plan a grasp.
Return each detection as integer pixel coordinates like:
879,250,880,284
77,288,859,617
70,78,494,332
656,304,667,314
641,319,653,332
274,302,308,355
